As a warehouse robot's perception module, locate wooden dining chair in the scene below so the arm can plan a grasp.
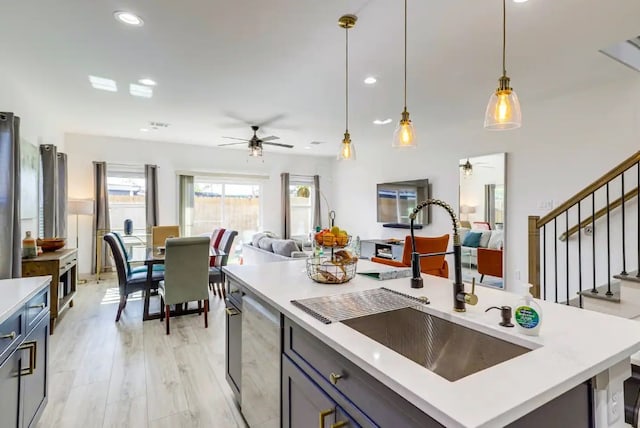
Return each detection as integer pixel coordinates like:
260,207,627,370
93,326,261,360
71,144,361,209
151,225,180,248
158,236,210,334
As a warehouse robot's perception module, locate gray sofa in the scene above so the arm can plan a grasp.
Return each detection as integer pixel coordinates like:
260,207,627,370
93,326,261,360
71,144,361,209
242,232,310,265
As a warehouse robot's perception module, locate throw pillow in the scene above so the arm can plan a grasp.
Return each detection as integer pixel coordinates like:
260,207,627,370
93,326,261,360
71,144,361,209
258,237,275,252
488,230,504,250
272,239,300,257
251,232,267,247
462,231,482,248
478,230,492,248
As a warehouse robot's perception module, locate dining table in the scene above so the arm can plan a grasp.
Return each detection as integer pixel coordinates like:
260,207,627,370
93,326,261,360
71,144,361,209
131,246,226,321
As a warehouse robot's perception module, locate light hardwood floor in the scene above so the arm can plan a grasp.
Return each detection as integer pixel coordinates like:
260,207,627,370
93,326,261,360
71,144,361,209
37,276,247,428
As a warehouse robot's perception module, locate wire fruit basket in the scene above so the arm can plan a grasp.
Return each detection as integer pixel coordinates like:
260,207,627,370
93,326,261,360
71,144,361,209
306,252,358,284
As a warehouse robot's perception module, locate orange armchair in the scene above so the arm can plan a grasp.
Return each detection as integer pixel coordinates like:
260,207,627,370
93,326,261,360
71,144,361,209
477,247,503,282
371,235,450,278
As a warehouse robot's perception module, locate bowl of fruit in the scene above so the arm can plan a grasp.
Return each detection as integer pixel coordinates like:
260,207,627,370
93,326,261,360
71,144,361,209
306,250,358,284
314,226,351,248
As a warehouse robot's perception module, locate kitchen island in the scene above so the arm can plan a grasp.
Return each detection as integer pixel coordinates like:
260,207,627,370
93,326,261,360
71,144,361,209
224,260,640,427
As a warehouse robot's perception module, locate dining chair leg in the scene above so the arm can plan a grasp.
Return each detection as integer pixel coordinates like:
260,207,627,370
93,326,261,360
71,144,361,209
211,282,217,296
198,300,202,315
165,305,171,335
220,283,227,299
115,294,126,322
160,296,165,322
204,299,209,328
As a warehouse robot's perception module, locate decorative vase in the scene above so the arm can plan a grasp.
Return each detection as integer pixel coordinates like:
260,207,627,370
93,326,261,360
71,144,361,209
22,231,37,259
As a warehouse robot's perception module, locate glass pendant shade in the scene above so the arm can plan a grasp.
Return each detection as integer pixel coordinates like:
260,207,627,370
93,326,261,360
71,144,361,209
392,115,416,148
484,88,522,130
337,132,356,160
249,145,263,157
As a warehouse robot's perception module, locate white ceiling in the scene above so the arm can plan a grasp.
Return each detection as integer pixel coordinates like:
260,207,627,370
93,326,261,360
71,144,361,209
1,0,639,156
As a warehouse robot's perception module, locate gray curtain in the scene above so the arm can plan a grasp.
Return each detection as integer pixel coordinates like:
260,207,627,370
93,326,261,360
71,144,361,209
92,161,111,273
40,144,58,237
57,153,68,238
179,175,194,237
313,175,321,229
281,173,290,238
145,164,159,233
0,113,21,279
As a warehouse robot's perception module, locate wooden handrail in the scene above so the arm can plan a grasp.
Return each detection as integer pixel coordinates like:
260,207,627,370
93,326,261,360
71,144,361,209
558,187,638,241
537,151,640,228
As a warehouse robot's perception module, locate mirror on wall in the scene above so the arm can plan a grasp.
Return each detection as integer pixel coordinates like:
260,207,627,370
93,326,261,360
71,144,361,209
458,153,506,288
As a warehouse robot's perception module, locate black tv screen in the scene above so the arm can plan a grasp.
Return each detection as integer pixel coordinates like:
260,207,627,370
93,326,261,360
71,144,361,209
376,179,430,226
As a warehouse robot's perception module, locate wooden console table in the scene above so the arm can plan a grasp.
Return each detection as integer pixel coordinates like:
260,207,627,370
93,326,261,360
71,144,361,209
21,249,77,334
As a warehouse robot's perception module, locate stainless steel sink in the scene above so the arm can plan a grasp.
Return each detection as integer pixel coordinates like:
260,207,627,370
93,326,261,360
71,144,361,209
341,307,531,381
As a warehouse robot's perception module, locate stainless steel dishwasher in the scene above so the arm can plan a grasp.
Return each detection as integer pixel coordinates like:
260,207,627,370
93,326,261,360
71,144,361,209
241,294,280,427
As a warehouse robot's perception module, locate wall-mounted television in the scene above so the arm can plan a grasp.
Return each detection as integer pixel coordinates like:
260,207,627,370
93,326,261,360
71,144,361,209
376,179,430,228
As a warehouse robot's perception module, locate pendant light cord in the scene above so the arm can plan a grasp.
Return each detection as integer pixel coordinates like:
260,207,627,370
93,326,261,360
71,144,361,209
502,0,506,77
403,0,407,110
345,25,349,132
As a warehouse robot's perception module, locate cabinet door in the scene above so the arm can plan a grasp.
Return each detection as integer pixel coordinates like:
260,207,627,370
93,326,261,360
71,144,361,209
283,356,361,428
0,351,22,428
225,303,242,400
21,316,49,428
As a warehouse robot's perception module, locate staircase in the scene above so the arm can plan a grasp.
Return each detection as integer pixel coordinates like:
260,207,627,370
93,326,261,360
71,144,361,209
528,151,640,426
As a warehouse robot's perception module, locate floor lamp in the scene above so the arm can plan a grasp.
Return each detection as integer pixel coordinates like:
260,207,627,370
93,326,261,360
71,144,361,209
68,199,94,284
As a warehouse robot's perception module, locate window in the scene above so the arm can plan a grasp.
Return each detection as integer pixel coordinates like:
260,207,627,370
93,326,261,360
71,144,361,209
181,176,262,264
289,179,315,237
107,165,146,245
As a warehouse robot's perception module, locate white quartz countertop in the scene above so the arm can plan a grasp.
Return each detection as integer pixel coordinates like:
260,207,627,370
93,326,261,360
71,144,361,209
224,260,640,428
0,276,51,324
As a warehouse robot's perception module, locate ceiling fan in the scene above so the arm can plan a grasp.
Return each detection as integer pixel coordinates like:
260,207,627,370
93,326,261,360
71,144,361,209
219,125,294,157
459,158,493,177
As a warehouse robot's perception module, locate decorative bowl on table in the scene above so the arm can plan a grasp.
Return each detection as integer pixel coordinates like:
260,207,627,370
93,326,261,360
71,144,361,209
36,238,66,252
306,250,358,284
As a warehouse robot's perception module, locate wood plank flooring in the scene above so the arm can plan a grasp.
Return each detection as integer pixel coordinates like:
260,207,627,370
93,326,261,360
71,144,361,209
37,276,247,428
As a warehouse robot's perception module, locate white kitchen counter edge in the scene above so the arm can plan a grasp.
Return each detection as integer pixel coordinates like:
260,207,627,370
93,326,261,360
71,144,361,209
0,276,52,324
225,261,640,427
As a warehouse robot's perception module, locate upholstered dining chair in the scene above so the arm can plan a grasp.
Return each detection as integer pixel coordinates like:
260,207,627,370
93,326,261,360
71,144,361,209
159,236,210,334
151,225,180,248
104,232,164,321
371,234,450,278
208,228,238,298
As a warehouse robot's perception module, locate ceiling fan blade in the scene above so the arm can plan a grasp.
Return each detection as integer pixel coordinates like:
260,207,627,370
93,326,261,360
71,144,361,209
263,142,294,148
260,136,280,142
257,113,287,128
222,136,251,142
218,142,249,147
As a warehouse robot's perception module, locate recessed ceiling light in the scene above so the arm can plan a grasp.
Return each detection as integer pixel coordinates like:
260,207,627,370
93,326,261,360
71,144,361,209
140,128,149,132
114,11,144,26
513,0,528,3
373,118,393,125
138,78,156,86
88,75,117,92
364,76,377,85
304,146,311,149
129,84,153,98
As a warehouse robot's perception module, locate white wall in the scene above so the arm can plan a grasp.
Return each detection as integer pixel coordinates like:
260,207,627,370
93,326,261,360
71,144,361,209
64,133,334,274
331,76,640,290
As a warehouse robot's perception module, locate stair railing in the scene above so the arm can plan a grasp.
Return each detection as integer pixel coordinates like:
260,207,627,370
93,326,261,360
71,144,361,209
528,151,640,304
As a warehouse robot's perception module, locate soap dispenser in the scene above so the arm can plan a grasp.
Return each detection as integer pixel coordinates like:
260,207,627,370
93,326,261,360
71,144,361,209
513,281,542,336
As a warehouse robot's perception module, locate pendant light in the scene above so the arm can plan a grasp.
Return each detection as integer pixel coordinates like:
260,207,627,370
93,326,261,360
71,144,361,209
484,0,522,130
337,14,357,160
461,159,473,177
392,0,416,148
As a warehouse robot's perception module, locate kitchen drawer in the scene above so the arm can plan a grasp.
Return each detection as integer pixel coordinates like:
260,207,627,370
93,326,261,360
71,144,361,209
25,288,49,330
284,317,442,427
0,310,24,363
59,252,77,274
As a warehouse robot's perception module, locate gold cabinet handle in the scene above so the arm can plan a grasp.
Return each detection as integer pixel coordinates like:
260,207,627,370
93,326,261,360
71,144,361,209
329,372,343,385
225,307,240,316
319,408,335,428
29,303,46,309
1,332,16,340
331,421,349,428
18,341,37,376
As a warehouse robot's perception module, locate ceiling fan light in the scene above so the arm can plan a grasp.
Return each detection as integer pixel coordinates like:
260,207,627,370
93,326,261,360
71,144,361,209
484,86,522,130
337,132,356,160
